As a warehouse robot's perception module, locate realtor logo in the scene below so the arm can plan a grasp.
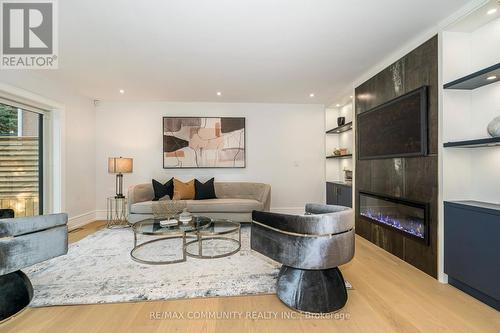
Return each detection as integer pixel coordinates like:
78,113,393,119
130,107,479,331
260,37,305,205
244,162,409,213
1,0,58,69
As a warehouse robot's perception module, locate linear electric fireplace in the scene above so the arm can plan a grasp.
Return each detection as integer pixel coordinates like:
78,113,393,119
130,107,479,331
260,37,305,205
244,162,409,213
359,191,429,244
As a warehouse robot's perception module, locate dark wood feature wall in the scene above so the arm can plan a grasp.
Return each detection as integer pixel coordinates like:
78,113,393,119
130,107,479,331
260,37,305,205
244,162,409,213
354,36,438,278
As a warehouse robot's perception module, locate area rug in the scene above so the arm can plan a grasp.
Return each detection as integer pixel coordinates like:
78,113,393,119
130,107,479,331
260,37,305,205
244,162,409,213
25,225,350,307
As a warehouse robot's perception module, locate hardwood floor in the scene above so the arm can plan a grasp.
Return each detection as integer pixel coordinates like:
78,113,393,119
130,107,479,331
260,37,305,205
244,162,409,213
2,221,499,333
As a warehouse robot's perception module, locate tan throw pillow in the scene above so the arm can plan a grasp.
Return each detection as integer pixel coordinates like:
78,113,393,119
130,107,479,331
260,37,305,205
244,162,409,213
173,178,195,200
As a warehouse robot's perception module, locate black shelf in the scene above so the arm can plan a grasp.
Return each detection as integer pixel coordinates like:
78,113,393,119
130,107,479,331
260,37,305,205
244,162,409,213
444,63,500,90
326,154,352,159
443,137,500,148
326,122,352,134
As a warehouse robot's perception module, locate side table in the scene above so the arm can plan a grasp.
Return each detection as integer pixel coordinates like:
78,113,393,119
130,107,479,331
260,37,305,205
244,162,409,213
106,197,130,229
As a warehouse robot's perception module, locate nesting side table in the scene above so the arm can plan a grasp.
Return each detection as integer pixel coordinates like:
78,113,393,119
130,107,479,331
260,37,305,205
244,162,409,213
106,197,130,228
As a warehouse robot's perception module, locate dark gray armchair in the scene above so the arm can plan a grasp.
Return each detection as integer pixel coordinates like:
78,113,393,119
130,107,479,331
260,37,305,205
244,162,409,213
0,212,68,320
251,203,354,313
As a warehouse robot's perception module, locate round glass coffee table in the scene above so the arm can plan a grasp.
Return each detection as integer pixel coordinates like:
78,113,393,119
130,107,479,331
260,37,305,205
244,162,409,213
184,219,241,259
131,216,211,265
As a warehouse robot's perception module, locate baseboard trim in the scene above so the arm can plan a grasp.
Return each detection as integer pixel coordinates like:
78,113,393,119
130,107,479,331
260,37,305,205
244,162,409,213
68,211,96,231
448,277,499,311
95,210,107,220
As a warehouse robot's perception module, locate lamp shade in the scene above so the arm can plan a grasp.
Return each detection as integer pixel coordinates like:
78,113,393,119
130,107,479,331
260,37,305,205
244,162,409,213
108,157,133,173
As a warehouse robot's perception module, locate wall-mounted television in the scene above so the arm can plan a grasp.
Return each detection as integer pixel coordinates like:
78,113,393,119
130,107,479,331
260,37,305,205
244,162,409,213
357,86,428,160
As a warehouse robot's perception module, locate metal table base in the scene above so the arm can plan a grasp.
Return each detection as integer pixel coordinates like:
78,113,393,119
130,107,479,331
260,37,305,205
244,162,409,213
130,232,186,265
184,223,241,259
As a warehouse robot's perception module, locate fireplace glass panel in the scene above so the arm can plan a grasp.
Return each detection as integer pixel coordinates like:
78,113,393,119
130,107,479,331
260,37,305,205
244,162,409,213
359,193,426,240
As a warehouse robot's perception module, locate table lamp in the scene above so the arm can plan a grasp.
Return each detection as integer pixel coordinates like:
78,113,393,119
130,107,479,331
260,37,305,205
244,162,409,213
108,157,133,198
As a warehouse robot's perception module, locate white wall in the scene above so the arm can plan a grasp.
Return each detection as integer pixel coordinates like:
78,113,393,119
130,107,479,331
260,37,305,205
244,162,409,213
0,72,97,227
95,101,325,214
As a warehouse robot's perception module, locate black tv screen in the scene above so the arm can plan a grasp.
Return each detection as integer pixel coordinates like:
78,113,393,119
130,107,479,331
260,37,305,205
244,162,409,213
357,86,428,160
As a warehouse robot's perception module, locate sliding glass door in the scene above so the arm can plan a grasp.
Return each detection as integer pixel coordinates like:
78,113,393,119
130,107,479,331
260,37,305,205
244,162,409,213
0,102,43,216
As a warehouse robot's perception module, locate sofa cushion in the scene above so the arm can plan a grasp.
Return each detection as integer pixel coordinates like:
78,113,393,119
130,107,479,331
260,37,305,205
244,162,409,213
152,178,173,201
186,199,263,213
173,178,195,200
130,198,263,214
195,178,217,200
130,201,155,214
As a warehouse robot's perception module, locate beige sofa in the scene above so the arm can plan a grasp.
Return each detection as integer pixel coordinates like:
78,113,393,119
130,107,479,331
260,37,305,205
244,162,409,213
127,182,271,223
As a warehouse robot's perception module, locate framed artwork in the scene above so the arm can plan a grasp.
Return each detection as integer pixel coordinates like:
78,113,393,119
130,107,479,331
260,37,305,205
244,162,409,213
163,117,246,168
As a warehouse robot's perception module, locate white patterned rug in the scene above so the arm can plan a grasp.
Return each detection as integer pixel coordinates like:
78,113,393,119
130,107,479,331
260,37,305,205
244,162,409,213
25,225,350,307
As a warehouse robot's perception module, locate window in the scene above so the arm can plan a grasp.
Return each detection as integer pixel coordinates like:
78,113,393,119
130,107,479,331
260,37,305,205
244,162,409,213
0,102,44,216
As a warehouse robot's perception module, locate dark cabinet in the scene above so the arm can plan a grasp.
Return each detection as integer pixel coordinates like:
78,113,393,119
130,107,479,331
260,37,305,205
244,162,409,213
444,201,500,310
326,182,352,207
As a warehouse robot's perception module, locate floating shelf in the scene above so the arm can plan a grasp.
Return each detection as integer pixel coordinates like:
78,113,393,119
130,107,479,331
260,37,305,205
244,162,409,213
443,137,500,148
326,154,352,159
444,63,500,90
326,122,352,134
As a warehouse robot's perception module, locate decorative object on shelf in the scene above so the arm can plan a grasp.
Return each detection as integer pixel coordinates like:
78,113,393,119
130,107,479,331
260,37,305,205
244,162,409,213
343,168,353,182
337,117,345,126
179,208,192,224
163,117,245,168
326,121,352,134
106,197,129,229
334,148,349,156
487,115,500,137
108,157,133,199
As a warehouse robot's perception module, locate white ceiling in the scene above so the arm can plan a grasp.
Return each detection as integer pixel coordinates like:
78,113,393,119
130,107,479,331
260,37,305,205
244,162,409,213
33,0,472,104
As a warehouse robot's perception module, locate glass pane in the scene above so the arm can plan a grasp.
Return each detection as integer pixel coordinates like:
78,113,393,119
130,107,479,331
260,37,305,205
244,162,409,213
0,103,41,217
359,193,426,240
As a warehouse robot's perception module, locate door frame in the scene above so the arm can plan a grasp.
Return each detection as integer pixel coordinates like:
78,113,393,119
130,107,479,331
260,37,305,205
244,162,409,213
0,82,65,215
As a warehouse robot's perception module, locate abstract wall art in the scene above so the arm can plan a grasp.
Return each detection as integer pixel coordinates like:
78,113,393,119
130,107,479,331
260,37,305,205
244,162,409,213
163,117,245,168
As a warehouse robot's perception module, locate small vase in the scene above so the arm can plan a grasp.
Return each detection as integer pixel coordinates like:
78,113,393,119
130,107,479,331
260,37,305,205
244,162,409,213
337,117,345,126
487,116,500,137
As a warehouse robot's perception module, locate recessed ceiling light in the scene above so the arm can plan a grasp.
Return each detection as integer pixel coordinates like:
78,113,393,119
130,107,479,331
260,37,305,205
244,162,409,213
350,96,353,99
486,75,497,80
336,104,340,107
487,8,497,15
119,89,125,94
216,91,222,96
309,93,315,98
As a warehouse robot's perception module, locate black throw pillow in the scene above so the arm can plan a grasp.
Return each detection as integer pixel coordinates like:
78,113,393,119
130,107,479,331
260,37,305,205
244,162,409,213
195,178,217,200
152,178,174,201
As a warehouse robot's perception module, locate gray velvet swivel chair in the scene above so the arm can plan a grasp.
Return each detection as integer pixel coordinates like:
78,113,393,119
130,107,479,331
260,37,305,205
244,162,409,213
251,203,354,313
0,212,68,320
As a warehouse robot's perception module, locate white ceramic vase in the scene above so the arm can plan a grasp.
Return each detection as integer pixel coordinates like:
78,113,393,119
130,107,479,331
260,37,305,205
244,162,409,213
487,115,500,137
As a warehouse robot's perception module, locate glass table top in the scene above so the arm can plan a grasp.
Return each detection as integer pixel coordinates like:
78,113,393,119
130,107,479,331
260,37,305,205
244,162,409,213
195,219,240,235
133,216,212,235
